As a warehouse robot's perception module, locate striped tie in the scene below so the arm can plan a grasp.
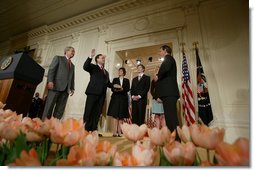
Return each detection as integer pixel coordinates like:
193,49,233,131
68,58,71,70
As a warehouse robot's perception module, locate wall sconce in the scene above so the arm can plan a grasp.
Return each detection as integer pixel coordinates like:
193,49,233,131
148,57,153,62
115,63,121,68
136,59,141,65
159,57,164,62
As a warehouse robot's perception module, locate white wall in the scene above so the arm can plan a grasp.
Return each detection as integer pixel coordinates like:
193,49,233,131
198,0,249,142
0,0,249,143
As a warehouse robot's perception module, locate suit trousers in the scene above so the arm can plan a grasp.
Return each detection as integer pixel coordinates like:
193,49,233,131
83,94,105,131
161,96,180,141
42,90,69,120
131,98,147,126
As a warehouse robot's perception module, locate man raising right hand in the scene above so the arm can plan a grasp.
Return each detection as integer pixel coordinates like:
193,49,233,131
83,49,112,132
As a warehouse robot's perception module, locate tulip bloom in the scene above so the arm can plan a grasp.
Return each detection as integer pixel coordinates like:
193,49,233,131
95,140,117,165
21,117,49,142
148,126,175,146
50,118,84,146
113,152,137,166
191,124,225,149
163,141,196,165
177,125,191,143
80,131,99,146
57,141,96,166
132,140,155,166
10,148,41,166
121,123,147,142
0,120,22,141
215,137,249,166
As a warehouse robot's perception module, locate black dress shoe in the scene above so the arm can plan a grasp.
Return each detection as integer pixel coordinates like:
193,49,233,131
98,133,103,137
112,134,117,137
117,134,122,137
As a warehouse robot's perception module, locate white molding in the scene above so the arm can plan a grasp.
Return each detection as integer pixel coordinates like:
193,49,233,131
25,0,169,39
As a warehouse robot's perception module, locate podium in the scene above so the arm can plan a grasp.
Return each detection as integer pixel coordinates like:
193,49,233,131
0,52,45,115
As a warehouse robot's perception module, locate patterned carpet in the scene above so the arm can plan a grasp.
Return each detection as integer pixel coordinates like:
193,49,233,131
98,132,133,153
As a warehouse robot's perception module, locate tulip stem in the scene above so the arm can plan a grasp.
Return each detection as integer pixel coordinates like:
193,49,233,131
207,149,210,163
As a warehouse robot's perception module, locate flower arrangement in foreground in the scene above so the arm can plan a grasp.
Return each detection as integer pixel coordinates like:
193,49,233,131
0,101,249,166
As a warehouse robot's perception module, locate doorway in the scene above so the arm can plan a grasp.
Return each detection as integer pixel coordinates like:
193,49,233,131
102,29,182,133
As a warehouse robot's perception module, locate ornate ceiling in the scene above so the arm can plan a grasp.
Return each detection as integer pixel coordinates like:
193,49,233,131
0,0,120,43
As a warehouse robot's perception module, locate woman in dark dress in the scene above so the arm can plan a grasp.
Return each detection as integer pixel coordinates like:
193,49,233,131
107,67,130,137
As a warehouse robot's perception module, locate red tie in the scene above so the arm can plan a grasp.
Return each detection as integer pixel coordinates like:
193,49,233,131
100,65,105,74
68,58,71,70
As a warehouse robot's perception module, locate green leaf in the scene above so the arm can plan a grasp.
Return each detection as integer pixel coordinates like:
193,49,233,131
61,145,69,159
159,147,171,166
192,150,201,166
35,138,52,165
49,155,63,166
108,156,113,166
49,144,69,166
4,143,17,165
0,145,6,165
14,132,30,157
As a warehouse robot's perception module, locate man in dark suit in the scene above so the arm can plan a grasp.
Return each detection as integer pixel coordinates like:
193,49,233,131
130,64,150,126
155,45,180,140
29,92,43,118
83,49,112,132
42,46,75,120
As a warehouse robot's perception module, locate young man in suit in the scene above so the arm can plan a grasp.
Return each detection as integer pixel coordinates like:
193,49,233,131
42,46,75,120
155,45,180,140
83,49,112,132
130,64,150,126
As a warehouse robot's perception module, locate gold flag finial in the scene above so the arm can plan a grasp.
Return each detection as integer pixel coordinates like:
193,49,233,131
192,41,199,49
180,42,185,53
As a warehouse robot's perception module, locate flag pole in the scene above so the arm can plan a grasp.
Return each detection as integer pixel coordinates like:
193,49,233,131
193,41,214,126
180,42,185,54
192,41,199,50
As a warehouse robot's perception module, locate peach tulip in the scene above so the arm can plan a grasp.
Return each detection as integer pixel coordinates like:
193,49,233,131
215,137,249,166
10,148,41,166
163,141,196,165
191,124,225,149
32,118,51,136
50,118,84,146
0,109,21,123
177,125,191,143
80,131,99,146
148,126,175,146
132,140,155,166
0,120,22,141
201,160,213,166
95,140,117,165
121,123,147,142
56,141,96,166
113,152,137,166
21,117,48,142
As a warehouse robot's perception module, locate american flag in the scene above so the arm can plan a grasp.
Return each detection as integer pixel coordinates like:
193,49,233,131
123,105,132,124
181,52,196,126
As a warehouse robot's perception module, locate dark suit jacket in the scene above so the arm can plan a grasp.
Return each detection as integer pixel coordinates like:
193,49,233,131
111,77,130,96
83,57,112,96
130,74,150,100
47,56,75,92
155,54,180,98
